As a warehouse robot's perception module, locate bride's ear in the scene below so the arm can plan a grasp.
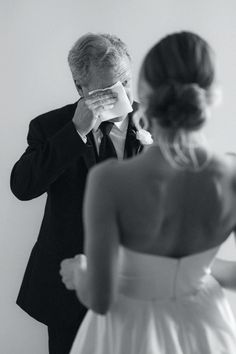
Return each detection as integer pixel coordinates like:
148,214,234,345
141,113,149,130
132,108,150,131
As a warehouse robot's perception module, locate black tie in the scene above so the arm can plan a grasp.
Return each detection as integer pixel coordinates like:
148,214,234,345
98,122,118,162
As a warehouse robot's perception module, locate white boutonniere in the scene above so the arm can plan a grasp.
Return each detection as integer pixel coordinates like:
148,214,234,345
132,107,153,145
136,129,153,145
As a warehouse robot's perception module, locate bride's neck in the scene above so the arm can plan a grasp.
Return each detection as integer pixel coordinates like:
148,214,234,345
151,126,207,149
149,125,211,171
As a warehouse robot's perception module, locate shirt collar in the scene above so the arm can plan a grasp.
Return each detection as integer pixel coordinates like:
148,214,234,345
93,116,129,133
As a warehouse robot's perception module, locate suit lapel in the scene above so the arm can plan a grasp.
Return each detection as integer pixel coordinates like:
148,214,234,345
83,132,98,170
124,102,143,159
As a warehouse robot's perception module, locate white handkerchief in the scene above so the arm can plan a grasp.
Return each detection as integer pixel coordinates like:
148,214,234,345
89,81,133,122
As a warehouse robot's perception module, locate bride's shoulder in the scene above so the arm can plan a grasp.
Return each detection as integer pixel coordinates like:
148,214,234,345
90,158,122,177
87,159,125,192
209,152,236,182
89,155,140,179
225,152,236,185
87,157,141,199
225,151,236,164
220,152,236,170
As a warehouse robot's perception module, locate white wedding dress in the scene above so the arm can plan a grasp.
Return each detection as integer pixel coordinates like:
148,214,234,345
70,246,236,354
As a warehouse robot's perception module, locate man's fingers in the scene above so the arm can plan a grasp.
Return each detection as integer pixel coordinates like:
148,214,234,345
88,89,114,98
85,91,117,104
86,99,116,113
63,279,75,290
60,258,74,267
93,104,114,117
87,92,115,103
59,259,75,277
86,96,117,107
60,270,75,289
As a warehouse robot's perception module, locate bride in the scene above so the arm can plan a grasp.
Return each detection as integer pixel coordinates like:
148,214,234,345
60,31,236,353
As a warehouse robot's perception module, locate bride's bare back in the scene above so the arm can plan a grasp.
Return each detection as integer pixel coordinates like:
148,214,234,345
102,147,236,258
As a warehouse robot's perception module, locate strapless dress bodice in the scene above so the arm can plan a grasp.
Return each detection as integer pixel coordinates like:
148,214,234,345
118,246,220,300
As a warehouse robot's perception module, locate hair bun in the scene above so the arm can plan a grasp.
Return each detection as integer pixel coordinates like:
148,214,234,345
147,82,207,130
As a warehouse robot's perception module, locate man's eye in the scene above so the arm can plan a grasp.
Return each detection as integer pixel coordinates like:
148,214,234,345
122,80,128,87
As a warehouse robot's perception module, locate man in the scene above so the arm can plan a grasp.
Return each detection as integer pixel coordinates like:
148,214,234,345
10,33,142,354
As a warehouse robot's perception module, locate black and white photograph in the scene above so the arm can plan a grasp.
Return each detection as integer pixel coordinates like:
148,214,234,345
1,0,236,353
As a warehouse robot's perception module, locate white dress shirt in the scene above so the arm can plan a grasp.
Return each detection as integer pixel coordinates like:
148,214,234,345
77,118,129,161
92,118,129,160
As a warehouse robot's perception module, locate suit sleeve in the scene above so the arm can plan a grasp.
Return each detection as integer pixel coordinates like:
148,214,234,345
10,118,88,200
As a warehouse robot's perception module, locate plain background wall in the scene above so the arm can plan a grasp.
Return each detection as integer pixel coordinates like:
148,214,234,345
1,0,236,353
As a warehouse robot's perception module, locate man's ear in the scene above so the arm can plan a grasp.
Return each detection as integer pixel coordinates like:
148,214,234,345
74,80,84,97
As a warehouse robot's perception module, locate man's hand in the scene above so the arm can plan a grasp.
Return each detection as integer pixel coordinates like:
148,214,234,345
60,258,77,290
60,254,87,290
72,90,118,136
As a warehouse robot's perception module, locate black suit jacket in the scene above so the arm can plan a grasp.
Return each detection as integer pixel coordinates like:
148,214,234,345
10,101,141,327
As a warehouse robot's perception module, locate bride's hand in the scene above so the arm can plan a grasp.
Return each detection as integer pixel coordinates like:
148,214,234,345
60,254,87,290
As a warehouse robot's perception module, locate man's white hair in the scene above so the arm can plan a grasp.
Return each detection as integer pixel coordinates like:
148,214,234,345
68,33,131,84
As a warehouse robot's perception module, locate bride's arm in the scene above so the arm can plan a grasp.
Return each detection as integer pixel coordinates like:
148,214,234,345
211,258,236,290
75,162,120,314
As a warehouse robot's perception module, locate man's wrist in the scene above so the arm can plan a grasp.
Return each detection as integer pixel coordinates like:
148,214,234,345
76,130,87,144
72,122,87,143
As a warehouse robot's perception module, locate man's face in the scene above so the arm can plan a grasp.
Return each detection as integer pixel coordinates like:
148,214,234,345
76,57,133,121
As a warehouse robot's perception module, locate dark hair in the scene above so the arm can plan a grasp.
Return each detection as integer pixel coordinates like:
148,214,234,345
141,31,215,131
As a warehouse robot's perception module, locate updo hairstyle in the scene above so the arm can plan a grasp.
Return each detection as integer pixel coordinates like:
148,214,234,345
141,31,216,131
